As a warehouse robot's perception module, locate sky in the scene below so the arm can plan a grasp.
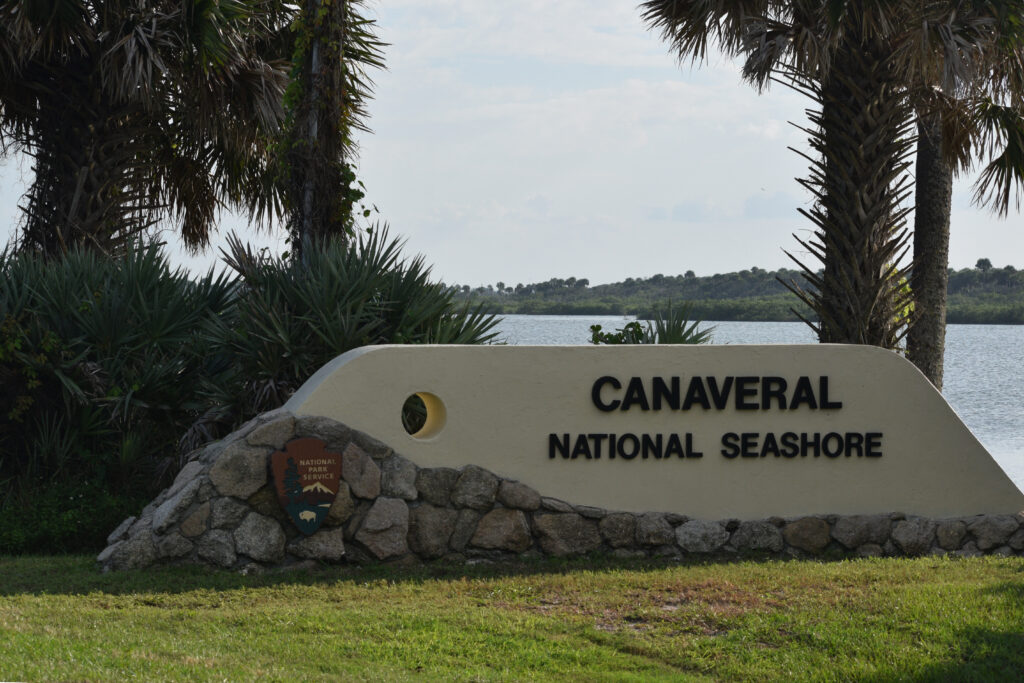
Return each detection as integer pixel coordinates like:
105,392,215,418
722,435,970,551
2,0,1021,287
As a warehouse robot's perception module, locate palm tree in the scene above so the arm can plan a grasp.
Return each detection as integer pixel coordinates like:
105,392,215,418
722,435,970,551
280,0,385,260
644,0,918,347
906,42,1024,388
642,0,1024,376
0,0,292,256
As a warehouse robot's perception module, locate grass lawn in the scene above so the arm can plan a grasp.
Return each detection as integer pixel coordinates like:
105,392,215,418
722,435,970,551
0,554,1022,681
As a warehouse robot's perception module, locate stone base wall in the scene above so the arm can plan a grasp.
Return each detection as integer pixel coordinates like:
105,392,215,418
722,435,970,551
98,411,1024,572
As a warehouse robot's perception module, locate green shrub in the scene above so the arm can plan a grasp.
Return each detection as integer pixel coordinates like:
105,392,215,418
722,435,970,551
0,230,501,554
197,227,500,430
0,245,234,553
590,303,713,344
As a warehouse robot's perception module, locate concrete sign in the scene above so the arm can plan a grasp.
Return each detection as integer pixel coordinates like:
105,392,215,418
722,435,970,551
284,345,1024,518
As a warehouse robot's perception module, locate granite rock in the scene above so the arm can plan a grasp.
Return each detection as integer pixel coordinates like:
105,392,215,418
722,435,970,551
98,532,157,572
449,509,481,552
381,455,419,501
967,515,1020,551
408,505,458,559
471,509,532,552
355,498,409,559
533,513,601,557
342,443,381,499
415,468,460,506
289,527,346,562
636,513,675,547
157,533,193,558
451,466,499,510
209,441,268,499
245,415,296,448
675,520,729,553
210,497,250,529
234,513,286,563
197,529,237,567
325,481,356,526
152,478,202,533
935,520,967,551
599,513,637,549
497,480,541,511
731,521,784,553
179,501,211,538
106,516,136,546
831,515,891,549
892,518,937,556
294,415,352,448
782,517,831,554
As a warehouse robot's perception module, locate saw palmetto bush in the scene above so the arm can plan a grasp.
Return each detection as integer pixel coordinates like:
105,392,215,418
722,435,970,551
198,227,501,436
590,302,713,345
0,245,234,553
0,231,500,554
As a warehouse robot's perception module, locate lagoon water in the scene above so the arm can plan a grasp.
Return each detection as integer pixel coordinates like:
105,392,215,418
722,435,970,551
495,315,1024,491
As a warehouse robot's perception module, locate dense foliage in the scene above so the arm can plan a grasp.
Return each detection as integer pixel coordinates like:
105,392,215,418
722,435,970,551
456,264,1024,324
0,0,291,255
0,234,499,554
280,0,385,253
590,303,713,344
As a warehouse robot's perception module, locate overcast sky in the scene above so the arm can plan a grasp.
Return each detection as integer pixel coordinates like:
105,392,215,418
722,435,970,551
2,0,1021,286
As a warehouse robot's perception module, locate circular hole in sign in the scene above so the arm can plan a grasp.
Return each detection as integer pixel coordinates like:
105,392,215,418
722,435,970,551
401,392,446,439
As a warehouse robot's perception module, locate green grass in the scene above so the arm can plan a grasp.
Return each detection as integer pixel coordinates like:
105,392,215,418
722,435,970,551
1,555,1023,681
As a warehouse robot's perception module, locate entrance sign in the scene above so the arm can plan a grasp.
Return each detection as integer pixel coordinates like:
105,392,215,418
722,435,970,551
271,437,342,534
284,345,1024,518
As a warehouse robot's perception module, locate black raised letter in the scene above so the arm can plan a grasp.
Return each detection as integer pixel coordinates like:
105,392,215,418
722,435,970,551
621,377,651,411
549,433,570,459
820,377,842,409
721,433,739,458
652,377,680,410
761,377,788,409
592,376,621,411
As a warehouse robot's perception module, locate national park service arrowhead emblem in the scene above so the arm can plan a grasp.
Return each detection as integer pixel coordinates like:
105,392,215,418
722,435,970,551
270,438,342,535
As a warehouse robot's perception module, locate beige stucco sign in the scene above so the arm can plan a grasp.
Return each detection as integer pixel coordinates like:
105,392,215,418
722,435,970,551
285,345,1024,518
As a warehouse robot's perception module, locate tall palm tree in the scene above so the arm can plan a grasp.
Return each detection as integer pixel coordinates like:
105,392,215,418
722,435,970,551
0,0,292,256
642,0,1024,376
645,0,918,347
280,0,385,260
906,32,1024,388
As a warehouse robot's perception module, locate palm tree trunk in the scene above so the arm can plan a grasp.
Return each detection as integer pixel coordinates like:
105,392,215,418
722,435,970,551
907,114,953,389
20,65,149,256
795,33,915,348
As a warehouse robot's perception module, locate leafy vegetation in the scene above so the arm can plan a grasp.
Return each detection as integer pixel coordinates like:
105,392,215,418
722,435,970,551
0,0,291,255
202,228,500,425
456,263,1024,324
641,0,1024,390
0,234,499,554
1,554,1023,680
280,0,386,253
0,245,233,552
590,303,713,344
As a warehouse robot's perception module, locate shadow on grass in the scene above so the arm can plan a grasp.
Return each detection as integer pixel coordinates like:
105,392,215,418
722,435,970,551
898,581,1024,681
0,552,812,597
865,627,1024,682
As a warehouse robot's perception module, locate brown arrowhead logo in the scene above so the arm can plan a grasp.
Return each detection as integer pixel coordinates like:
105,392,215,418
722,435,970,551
270,438,342,535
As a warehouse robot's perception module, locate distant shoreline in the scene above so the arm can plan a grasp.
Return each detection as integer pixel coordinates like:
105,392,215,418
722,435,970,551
455,266,1024,325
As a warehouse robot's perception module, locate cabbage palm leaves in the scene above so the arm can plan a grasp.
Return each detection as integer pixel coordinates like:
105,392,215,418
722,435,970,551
0,0,292,256
642,0,1024,381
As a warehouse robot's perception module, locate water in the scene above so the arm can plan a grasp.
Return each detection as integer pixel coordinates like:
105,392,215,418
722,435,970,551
495,315,1024,490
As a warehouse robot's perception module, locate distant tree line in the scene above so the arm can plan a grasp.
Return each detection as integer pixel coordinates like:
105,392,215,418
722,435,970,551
453,261,1024,324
